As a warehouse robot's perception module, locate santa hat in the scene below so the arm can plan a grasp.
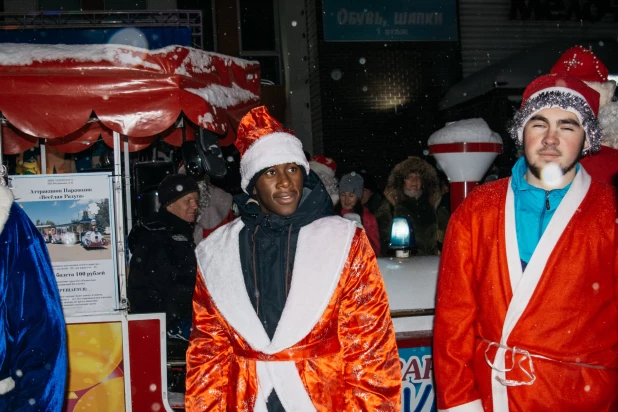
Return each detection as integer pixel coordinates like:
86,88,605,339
309,155,337,178
550,45,616,107
509,73,602,154
235,106,310,193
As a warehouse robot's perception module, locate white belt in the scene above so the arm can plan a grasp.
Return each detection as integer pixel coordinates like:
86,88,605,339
482,338,609,387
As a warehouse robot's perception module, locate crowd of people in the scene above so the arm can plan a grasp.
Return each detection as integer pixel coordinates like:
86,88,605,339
133,45,618,411
3,44,618,411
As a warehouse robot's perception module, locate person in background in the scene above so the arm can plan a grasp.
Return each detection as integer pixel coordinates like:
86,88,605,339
309,155,339,205
185,106,400,411
335,172,381,256
192,176,236,243
0,170,67,411
358,167,387,214
178,165,236,244
375,157,440,256
551,45,618,188
127,174,199,341
434,73,618,410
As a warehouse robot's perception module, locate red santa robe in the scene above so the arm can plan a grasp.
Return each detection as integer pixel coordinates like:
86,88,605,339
434,168,618,411
580,145,618,187
185,216,401,411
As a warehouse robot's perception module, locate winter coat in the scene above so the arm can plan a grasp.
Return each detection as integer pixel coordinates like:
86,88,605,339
232,171,333,410
185,171,401,411
434,169,618,411
0,186,67,411
580,145,618,188
376,157,440,256
340,206,381,256
127,209,197,331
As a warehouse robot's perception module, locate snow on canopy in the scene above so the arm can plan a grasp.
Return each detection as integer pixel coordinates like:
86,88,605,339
428,118,502,145
0,43,261,154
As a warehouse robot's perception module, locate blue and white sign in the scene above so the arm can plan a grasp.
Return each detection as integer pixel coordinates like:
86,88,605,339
322,0,457,42
399,346,436,411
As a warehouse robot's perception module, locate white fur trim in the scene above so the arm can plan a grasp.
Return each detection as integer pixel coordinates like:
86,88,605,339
493,168,591,411
585,80,617,108
438,399,483,412
195,216,356,407
240,132,310,193
0,186,14,236
309,161,335,178
0,376,15,395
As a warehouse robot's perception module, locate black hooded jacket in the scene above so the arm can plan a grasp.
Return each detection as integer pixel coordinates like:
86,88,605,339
127,209,197,331
234,171,333,412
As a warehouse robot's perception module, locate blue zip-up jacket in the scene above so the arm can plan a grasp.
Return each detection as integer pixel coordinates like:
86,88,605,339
510,157,578,268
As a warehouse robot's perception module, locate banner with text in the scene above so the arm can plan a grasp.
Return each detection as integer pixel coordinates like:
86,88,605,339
10,173,118,316
399,346,435,411
322,0,458,42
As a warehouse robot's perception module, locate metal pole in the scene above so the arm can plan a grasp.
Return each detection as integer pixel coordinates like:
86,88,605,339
40,138,47,174
0,113,4,167
113,131,128,310
123,136,133,234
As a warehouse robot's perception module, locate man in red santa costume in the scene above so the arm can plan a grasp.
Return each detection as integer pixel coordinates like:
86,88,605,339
550,45,618,187
185,106,401,411
434,73,618,411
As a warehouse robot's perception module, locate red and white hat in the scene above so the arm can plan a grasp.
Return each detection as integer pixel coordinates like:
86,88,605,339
235,106,310,193
509,73,602,154
309,155,337,178
550,45,616,107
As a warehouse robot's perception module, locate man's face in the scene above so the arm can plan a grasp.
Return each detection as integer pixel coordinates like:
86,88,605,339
403,173,422,192
340,192,359,210
166,192,199,223
253,163,303,216
523,108,587,184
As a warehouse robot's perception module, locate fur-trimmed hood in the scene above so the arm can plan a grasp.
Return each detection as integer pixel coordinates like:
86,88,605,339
0,185,13,235
384,157,440,209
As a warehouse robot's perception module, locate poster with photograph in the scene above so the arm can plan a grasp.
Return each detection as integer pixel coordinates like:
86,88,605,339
10,173,118,316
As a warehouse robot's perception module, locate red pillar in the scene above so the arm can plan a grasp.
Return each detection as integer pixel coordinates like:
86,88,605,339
450,181,478,212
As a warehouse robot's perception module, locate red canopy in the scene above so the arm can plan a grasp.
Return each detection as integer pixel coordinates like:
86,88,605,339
0,43,261,154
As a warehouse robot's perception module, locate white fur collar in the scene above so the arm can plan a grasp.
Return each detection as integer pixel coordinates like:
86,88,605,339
0,185,13,236
195,215,356,353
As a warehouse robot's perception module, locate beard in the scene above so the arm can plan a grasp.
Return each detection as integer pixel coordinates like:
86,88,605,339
403,188,423,199
524,138,585,181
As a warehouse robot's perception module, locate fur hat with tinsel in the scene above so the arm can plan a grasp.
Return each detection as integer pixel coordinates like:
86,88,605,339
508,73,602,154
550,45,616,108
235,106,310,194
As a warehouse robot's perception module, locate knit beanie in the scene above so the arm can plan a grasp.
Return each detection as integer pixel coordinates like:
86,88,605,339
339,172,364,198
158,174,199,208
235,106,310,194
